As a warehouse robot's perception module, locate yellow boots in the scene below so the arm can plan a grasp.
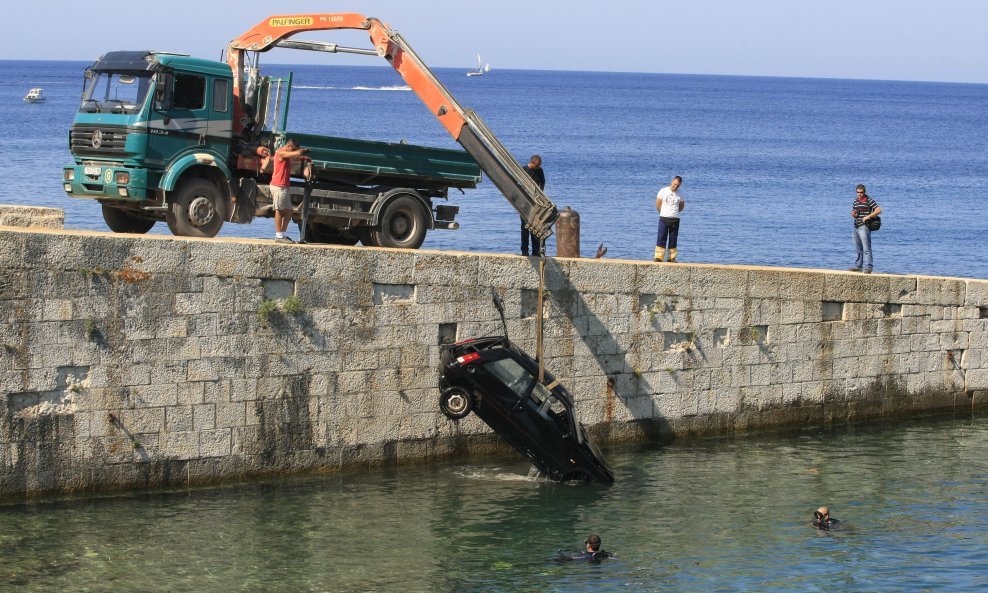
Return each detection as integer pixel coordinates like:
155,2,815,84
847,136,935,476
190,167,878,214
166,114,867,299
654,247,678,263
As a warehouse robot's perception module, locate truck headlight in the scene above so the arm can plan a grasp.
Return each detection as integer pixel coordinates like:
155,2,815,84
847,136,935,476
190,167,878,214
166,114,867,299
63,169,75,181
115,171,130,185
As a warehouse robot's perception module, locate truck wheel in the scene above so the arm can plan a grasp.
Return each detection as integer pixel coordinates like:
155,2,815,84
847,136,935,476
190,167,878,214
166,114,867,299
304,222,359,245
369,195,428,249
101,204,155,234
439,387,473,420
166,179,225,238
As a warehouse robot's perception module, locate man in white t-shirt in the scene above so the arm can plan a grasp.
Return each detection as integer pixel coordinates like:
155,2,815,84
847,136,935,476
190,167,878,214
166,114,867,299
655,175,685,262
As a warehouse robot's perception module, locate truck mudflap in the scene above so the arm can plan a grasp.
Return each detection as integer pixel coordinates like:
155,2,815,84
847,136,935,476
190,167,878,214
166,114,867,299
231,178,257,224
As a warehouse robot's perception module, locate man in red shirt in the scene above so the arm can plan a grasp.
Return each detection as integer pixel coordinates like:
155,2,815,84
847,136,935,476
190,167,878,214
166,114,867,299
271,138,309,243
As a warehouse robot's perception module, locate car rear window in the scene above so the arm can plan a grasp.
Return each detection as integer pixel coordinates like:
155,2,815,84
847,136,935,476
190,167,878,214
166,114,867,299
484,358,534,398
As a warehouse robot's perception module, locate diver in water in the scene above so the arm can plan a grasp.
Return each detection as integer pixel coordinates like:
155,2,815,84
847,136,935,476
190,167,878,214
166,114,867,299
556,534,614,562
812,506,840,530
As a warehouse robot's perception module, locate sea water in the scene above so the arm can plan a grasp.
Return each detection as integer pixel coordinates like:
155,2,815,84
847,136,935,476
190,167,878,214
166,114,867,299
0,60,986,279
1,416,986,592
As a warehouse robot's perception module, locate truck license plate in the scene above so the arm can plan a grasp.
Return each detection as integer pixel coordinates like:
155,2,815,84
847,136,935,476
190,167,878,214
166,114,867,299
84,166,102,176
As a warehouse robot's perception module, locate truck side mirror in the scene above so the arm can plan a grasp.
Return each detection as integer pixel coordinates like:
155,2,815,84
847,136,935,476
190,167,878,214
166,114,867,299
154,72,173,112
82,68,94,98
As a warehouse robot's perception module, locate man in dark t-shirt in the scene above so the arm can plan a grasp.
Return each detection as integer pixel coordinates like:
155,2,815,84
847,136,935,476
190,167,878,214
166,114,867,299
520,155,545,256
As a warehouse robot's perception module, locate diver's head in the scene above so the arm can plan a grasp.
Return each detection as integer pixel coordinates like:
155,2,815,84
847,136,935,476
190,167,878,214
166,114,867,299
813,507,830,526
585,534,602,552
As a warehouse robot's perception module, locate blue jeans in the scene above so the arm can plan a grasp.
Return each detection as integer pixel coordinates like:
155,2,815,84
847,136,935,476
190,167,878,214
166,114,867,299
853,224,872,271
657,217,680,249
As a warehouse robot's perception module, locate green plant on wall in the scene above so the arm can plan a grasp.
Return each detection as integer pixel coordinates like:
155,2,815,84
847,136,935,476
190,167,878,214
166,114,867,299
258,296,305,327
282,295,304,315
257,299,279,326
85,319,97,341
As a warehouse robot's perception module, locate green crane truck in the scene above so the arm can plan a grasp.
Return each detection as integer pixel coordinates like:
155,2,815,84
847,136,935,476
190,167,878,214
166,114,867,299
63,13,559,249
62,51,480,248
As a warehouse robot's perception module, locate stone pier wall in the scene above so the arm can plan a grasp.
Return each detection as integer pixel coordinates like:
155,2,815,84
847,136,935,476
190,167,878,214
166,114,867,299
2,216,987,499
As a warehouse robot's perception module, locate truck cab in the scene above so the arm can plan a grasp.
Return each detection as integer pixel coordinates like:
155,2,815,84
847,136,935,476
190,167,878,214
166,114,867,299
63,51,235,235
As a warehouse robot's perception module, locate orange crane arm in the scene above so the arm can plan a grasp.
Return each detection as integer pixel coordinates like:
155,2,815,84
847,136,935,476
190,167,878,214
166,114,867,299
227,13,557,241
227,13,466,140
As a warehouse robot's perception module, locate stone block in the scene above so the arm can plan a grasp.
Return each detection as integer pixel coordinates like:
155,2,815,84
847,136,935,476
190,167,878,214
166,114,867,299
119,407,165,434
964,280,988,307
777,271,824,301
0,231,25,268
412,252,478,286
888,276,918,303
637,262,692,295
193,403,216,430
166,406,194,432
822,273,888,302
566,259,637,294
199,429,231,457
133,384,178,408
0,205,64,229
915,277,966,305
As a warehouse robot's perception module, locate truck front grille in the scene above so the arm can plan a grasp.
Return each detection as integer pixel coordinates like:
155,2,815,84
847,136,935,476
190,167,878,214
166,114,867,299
71,126,128,155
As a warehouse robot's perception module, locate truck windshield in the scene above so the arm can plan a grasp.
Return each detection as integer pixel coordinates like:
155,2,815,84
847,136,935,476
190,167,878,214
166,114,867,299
80,71,152,115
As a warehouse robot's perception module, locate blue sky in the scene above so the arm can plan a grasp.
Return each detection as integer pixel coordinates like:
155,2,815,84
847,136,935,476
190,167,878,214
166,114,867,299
4,0,988,83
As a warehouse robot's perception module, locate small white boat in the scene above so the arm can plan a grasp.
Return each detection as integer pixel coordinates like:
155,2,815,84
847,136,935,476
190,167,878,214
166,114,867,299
23,88,46,103
467,54,491,77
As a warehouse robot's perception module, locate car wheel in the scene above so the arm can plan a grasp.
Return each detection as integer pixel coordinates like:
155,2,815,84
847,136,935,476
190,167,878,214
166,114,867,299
369,195,428,249
166,179,225,238
439,387,473,420
101,204,155,234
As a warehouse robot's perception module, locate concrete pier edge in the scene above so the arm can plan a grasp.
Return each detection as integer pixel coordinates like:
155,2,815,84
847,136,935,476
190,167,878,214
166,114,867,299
2,206,986,500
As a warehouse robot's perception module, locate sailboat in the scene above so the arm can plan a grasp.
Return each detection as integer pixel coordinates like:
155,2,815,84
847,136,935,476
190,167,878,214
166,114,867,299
467,54,491,77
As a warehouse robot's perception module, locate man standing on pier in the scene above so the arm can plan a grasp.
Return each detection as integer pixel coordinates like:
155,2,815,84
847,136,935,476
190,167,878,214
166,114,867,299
655,175,685,262
271,138,310,244
520,155,546,256
849,184,882,273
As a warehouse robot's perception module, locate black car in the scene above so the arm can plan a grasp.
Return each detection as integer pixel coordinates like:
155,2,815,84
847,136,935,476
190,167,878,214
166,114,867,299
438,291,614,484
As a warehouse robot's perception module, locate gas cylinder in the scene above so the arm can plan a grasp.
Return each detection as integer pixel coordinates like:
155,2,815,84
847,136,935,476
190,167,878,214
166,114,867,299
555,206,580,258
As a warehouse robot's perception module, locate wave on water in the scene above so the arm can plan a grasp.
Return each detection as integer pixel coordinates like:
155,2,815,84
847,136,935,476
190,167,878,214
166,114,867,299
453,467,550,483
294,84,412,92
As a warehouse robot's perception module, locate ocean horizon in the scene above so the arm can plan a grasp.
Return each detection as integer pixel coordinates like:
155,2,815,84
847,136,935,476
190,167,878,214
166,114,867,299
2,59,986,279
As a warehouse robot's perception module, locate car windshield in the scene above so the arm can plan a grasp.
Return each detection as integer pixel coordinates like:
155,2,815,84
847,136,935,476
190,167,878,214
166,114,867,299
80,71,152,114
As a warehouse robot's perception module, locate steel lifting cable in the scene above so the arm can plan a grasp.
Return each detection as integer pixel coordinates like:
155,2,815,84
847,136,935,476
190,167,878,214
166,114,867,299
536,239,547,385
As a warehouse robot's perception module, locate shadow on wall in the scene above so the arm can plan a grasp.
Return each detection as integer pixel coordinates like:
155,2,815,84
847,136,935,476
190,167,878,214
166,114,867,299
520,257,685,442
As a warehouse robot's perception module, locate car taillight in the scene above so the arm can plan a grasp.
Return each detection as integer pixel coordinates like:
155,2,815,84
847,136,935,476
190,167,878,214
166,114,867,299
456,352,480,365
